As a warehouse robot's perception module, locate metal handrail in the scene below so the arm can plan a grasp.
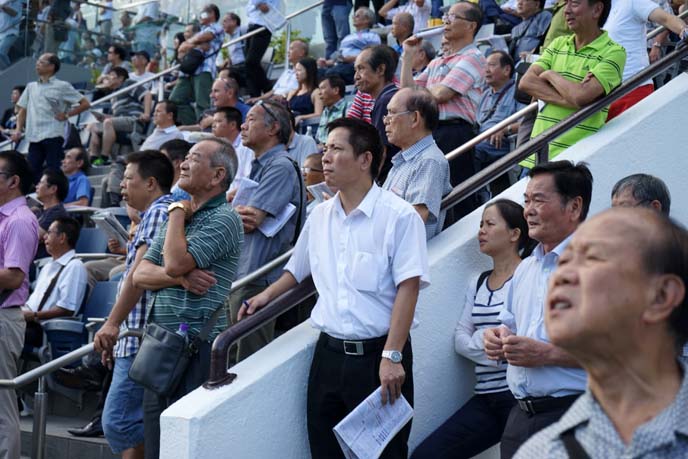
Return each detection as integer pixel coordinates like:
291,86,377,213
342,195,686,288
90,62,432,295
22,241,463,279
88,0,325,108
647,9,688,40
205,39,688,389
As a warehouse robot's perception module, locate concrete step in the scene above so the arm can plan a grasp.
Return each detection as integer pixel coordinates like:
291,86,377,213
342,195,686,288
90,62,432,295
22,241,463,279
20,415,117,459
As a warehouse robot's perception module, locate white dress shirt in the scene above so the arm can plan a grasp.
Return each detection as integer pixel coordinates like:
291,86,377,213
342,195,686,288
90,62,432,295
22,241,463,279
272,68,298,97
26,250,88,314
285,184,430,340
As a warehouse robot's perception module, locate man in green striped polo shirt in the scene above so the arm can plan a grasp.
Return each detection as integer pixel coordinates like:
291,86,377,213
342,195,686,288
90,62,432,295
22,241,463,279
133,138,243,459
519,0,626,169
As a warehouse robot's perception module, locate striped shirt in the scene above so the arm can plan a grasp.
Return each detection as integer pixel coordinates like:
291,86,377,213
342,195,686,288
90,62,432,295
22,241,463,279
196,22,225,78
415,43,486,123
145,193,243,341
455,272,511,394
115,193,173,358
111,79,148,119
346,90,374,123
17,77,84,142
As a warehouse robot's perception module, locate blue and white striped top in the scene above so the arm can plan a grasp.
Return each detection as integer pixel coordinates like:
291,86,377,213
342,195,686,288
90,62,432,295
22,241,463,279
454,272,512,394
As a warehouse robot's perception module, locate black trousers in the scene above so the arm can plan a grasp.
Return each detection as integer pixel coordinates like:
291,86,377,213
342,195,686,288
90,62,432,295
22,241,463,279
307,333,413,459
142,340,211,459
28,136,64,184
245,24,273,97
500,395,579,459
410,390,516,459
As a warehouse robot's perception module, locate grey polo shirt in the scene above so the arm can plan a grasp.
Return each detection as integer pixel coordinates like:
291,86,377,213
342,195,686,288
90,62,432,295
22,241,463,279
237,144,306,283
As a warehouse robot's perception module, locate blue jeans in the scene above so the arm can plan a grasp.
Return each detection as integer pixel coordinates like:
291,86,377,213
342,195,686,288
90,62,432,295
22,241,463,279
431,0,443,18
102,356,144,453
321,1,352,59
0,34,17,70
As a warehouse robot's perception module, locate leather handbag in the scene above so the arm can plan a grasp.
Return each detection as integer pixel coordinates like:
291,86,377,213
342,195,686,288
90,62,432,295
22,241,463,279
179,48,206,75
128,303,225,396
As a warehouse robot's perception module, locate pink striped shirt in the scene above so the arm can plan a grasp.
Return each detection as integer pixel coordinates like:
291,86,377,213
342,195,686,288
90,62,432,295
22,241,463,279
0,196,39,308
415,44,486,123
346,90,374,124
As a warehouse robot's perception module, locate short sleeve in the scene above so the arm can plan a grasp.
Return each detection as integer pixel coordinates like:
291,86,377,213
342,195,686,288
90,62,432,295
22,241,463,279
401,158,449,224
186,211,242,269
62,82,85,106
533,37,561,71
589,45,626,95
391,209,430,288
632,0,661,21
284,216,311,282
414,66,429,88
136,206,168,249
54,261,88,312
142,223,166,265
75,176,91,200
17,84,30,109
248,159,298,218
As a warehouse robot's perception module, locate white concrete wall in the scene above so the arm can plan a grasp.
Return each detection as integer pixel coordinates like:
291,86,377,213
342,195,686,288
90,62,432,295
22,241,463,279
161,73,688,459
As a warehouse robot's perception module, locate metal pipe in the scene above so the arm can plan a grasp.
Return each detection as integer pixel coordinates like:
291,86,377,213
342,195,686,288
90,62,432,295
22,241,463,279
646,10,688,40
32,377,47,459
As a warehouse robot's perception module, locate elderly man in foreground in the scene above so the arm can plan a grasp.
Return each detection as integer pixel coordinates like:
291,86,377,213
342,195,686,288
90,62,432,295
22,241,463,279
516,207,688,457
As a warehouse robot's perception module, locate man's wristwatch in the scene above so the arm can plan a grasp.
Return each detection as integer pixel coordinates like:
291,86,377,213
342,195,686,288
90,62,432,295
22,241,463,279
168,202,186,214
382,350,403,364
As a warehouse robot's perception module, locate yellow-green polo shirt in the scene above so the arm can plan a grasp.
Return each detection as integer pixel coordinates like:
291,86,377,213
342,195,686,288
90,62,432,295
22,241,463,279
522,31,626,169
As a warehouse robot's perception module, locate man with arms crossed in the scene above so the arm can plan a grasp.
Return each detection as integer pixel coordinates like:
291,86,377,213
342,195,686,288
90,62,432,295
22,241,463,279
241,118,429,458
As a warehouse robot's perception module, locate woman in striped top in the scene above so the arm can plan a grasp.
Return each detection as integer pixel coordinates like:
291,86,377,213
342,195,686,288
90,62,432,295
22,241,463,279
412,199,534,459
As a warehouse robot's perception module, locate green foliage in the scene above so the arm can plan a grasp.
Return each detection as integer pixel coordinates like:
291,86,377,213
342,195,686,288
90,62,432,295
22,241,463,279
269,29,310,63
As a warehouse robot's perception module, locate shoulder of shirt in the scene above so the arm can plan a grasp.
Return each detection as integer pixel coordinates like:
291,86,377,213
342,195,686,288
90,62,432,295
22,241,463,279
513,421,563,458
376,188,422,217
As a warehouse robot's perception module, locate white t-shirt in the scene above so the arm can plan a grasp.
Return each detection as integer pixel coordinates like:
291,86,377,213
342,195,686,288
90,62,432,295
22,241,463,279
604,0,659,83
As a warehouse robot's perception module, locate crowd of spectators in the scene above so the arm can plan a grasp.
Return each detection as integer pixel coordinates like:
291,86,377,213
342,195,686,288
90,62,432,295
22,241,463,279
1,0,688,458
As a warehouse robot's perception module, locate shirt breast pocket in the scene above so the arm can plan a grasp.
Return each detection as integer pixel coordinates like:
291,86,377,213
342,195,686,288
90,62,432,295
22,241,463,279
350,251,379,293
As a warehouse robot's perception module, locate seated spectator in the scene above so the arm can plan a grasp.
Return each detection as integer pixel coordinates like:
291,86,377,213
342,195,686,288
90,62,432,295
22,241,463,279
317,7,381,84
22,217,88,348
288,57,324,125
316,75,350,144
516,208,688,458
380,0,430,33
129,50,156,90
479,0,521,34
412,199,533,459
140,101,184,150
34,169,69,258
518,0,625,168
87,67,153,164
61,148,92,207
132,139,241,459
388,12,415,54
0,86,23,141
218,12,247,88
474,51,524,196
95,45,131,91
159,139,193,201
286,111,319,167
181,77,249,132
302,152,325,201
247,39,309,104
509,0,552,62
411,41,436,76
611,173,671,215
0,0,23,70
383,87,450,239
346,89,374,123
211,106,244,149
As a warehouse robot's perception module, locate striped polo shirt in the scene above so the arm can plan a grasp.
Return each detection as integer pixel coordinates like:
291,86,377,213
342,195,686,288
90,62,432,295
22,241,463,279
414,43,486,123
145,193,243,341
110,79,149,119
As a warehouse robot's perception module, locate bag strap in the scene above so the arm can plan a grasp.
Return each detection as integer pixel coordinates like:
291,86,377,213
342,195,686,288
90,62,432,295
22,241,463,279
474,270,493,300
287,158,304,246
479,81,515,124
560,427,591,459
189,300,226,353
36,261,70,312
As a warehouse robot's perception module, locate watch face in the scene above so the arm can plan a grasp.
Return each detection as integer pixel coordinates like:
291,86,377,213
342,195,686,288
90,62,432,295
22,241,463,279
390,351,402,363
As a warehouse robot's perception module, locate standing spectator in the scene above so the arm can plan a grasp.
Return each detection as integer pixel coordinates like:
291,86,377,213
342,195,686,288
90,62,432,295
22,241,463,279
132,139,242,459
130,50,156,90
315,75,350,144
518,0,625,168
0,151,39,459
240,117,429,459
140,101,184,151
245,0,280,98
134,0,159,24
0,0,22,70
411,41,435,77
61,147,92,207
288,57,324,125
516,208,688,458
171,3,225,126
380,0,431,33
474,51,523,196
98,0,114,37
34,169,69,258
412,199,533,459
95,45,131,89
509,0,552,63
318,7,382,84
247,39,309,104
227,101,306,363
13,53,91,184
218,12,247,87
484,161,593,458
93,151,174,459
322,0,353,59
400,2,485,219
383,87,450,239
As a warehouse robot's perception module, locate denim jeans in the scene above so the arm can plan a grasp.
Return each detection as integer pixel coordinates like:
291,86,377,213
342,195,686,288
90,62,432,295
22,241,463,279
321,1,352,59
0,33,18,70
102,356,145,453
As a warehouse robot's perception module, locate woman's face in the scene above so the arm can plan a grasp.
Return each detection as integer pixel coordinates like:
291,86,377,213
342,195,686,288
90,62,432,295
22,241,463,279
478,205,518,256
10,89,20,104
295,63,307,84
174,37,181,49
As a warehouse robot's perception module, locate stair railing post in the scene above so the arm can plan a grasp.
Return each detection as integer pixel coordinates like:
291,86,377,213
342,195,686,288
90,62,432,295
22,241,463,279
31,376,48,459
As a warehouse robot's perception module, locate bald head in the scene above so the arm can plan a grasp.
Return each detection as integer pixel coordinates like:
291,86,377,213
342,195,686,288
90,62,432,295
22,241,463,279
392,12,414,41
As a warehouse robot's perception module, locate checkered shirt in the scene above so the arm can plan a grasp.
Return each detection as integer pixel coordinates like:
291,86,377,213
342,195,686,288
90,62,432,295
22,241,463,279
195,22,225,78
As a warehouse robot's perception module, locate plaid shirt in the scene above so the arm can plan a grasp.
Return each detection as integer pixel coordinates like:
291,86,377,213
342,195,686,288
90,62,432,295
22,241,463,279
114,193,174,358
195,22,225,78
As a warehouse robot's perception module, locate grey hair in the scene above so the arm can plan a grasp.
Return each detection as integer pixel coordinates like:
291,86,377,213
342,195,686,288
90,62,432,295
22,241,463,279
203,137,238,191
260,101,292,145
420,40,436,61
357,7,376,27
611,173,671,215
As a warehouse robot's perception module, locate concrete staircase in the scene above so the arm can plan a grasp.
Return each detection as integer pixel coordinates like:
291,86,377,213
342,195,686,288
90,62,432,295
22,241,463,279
20,416,117,459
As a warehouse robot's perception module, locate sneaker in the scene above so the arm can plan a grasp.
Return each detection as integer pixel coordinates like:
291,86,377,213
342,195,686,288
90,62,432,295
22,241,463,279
18,397,33,417
91,156,109,166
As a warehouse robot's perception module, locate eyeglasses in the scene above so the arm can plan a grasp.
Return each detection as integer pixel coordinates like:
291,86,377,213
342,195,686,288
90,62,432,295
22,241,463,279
256,100,279,123
301,166,323,174
382,110,413,122
442,13,473,24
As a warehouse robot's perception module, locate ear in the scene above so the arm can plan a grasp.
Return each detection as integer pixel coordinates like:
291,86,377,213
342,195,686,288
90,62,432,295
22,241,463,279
567,196,583,222
213,165,227,187
650,200,663,213
146,176,156,191
510,227,521,244
643,274,685,326
359,150,373,173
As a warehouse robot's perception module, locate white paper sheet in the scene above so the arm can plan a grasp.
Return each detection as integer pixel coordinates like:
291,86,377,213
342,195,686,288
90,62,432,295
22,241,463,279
232,177,297,238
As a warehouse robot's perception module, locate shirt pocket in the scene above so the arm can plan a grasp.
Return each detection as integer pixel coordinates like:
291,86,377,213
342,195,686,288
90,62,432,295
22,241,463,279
350,251,379,293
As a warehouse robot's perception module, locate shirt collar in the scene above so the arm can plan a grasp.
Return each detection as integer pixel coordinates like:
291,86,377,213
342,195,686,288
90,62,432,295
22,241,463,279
256,144,286,165
158,125,178,134
396,135,435,163
0,196,27,217
334,183,381,220
54,249,76,266
196,192,228,213
327,97,347,112
564,30,611,52
533,233,573,261
140,193,174,218
38,76,57,84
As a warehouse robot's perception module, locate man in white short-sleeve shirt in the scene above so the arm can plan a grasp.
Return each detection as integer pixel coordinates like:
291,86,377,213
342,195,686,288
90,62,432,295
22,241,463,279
239,117,429,459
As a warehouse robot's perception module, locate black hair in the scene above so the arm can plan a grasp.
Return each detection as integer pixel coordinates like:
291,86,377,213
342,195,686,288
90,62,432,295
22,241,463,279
363,45,397,83
529,160,593,221
326,118,383,181
227,12,240,26
159,139,193,163
462,2,484,38
488,49,515,77
12,85,25,94
42,169,69,202
109,66,129,81
204,3,220,21
214,106,243,128
45,53,61,74
125,150,174,194
590,0,612,27
69,147,90,173
53,217,81,248
158,100,178,124
485,199,536,258
0,150,33,195
297,57,319,91
109,45,128,61
611,173,671,216
323,75,346,98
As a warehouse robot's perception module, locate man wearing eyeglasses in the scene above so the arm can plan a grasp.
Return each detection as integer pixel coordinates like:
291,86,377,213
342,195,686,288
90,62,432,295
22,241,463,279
400,1,486,221
0,151,39,459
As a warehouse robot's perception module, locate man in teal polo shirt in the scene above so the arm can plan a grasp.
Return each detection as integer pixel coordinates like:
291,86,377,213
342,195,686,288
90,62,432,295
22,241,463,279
132,138,243,459
519,0,626,168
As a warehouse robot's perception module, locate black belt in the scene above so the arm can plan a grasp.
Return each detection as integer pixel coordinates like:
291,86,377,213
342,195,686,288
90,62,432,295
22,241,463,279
516,394,581,415
438,118,472,127
321,333,388,356
1,305,21,309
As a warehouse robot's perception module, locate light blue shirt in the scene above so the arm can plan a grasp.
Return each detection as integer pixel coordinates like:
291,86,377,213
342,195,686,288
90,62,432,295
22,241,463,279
246,0,280,27
499,235,587,399
475,81,525,160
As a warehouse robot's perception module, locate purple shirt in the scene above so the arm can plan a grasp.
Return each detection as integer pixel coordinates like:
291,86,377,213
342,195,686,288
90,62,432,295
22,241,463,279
0,196,39,308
